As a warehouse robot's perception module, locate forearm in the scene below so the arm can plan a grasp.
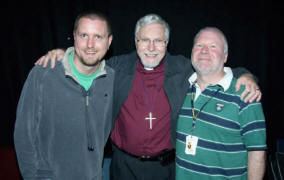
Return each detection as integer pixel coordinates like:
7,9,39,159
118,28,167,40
247,151,266,180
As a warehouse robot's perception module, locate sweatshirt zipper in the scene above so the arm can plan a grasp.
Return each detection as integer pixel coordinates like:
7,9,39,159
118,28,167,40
82,89,94,151
86,95,89,106
66,74,95,151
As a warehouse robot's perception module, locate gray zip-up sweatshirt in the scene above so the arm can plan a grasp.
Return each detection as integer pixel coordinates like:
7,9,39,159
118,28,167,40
14,47,115,180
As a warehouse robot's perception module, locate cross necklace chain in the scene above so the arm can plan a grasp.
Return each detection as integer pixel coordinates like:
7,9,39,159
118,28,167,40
138,72,160,130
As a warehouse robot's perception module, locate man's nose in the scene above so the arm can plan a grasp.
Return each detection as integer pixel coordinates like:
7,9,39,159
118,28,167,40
147,40,156,51
87,38,96,48
201,45,209,53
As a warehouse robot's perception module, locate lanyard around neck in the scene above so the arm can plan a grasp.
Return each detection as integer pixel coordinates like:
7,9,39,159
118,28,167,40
190,85,220,136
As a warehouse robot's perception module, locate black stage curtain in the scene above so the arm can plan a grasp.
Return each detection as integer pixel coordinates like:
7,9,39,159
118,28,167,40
1,0,283,154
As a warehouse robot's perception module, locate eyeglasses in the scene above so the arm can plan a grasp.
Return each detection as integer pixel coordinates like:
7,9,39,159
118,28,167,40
136,38,167,47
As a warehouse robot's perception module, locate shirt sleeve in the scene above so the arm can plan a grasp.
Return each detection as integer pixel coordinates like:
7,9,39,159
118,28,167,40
239,102,267,151
231,67,258,83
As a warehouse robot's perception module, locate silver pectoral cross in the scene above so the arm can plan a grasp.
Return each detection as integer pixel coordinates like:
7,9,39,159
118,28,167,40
145,112,156,130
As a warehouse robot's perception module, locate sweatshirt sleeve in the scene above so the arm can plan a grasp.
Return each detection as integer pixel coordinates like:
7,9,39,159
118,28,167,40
14,67,43,180
232,67,258,83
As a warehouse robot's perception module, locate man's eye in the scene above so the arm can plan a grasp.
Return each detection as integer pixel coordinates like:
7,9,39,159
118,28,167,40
80,34,87,38
196,44,202,48
141,38,149,42
96,35,103,39
155,39,163,43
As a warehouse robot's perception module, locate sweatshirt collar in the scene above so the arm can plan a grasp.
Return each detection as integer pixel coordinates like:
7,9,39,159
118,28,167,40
62,47,107,80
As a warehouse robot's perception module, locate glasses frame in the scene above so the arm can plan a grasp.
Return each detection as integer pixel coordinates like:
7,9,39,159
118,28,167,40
136,37,168,47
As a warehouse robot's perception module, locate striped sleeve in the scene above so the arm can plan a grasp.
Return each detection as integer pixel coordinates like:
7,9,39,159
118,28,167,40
239,102,267,150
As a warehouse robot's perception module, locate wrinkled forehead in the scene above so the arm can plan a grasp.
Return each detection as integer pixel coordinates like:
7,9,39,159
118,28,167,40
195,30,224,44
138,23,166,38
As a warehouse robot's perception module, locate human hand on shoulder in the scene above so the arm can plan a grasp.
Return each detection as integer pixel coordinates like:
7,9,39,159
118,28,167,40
35,49,65,68
235,73,262,103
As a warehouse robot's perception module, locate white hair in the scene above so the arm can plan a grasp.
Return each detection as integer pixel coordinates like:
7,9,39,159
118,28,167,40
134,14,170,41
194,27,228,53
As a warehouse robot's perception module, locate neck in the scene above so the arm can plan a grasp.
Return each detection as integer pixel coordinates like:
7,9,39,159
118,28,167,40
196,71,225,91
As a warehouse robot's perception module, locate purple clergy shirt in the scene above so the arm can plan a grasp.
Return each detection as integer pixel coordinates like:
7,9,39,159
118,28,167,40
111,60,173,156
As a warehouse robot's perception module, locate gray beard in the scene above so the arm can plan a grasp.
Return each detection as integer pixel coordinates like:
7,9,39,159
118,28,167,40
140,58,162,69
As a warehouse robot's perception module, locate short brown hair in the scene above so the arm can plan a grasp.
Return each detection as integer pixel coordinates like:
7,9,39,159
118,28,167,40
73,10,112,36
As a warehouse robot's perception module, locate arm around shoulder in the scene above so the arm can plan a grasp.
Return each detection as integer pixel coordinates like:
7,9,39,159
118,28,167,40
232,67,261,102
232,67,258,83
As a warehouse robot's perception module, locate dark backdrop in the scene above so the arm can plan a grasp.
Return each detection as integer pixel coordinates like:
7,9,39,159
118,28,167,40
1,0,283,154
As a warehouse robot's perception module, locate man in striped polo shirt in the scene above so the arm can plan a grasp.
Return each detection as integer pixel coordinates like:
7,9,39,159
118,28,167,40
176,27,266,180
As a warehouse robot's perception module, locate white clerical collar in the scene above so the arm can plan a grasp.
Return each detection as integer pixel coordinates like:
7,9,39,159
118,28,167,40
188,67,233,91
144,67,154,71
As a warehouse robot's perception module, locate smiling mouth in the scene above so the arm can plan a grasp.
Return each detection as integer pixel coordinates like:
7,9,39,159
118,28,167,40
145,54,156,57
144,53,158,57
86,51,97,55
198,57,210,61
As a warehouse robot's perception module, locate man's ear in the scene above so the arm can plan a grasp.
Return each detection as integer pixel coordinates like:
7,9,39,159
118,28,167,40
73,31,76,41
134,37,138,48
108,35,113,48
224,52,228,63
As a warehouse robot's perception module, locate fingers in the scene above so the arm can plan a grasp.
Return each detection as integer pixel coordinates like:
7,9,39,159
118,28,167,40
56,51,64,61
35,55,45,66
240,86,252,103
50,50,58,68
44,51,53,68
42,52,49,68
256,90,262,102
236,73,262,103
235,80,241,92
35,49,65,68
43,50,59,68
242,86,262,103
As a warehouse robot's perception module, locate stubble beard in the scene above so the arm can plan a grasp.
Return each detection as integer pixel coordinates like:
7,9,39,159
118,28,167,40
192,61,224,77
78,56,101,67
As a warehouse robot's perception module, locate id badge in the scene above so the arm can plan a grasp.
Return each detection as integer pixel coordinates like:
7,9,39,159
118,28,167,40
185,135,198,155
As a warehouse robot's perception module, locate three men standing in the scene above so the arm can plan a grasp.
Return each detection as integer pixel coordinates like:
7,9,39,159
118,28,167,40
17,12,263,180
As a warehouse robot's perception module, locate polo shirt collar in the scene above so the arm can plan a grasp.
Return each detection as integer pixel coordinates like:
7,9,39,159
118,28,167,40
188,67,233,91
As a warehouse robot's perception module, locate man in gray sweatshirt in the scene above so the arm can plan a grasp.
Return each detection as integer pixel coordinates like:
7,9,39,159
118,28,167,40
14,10,115,180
